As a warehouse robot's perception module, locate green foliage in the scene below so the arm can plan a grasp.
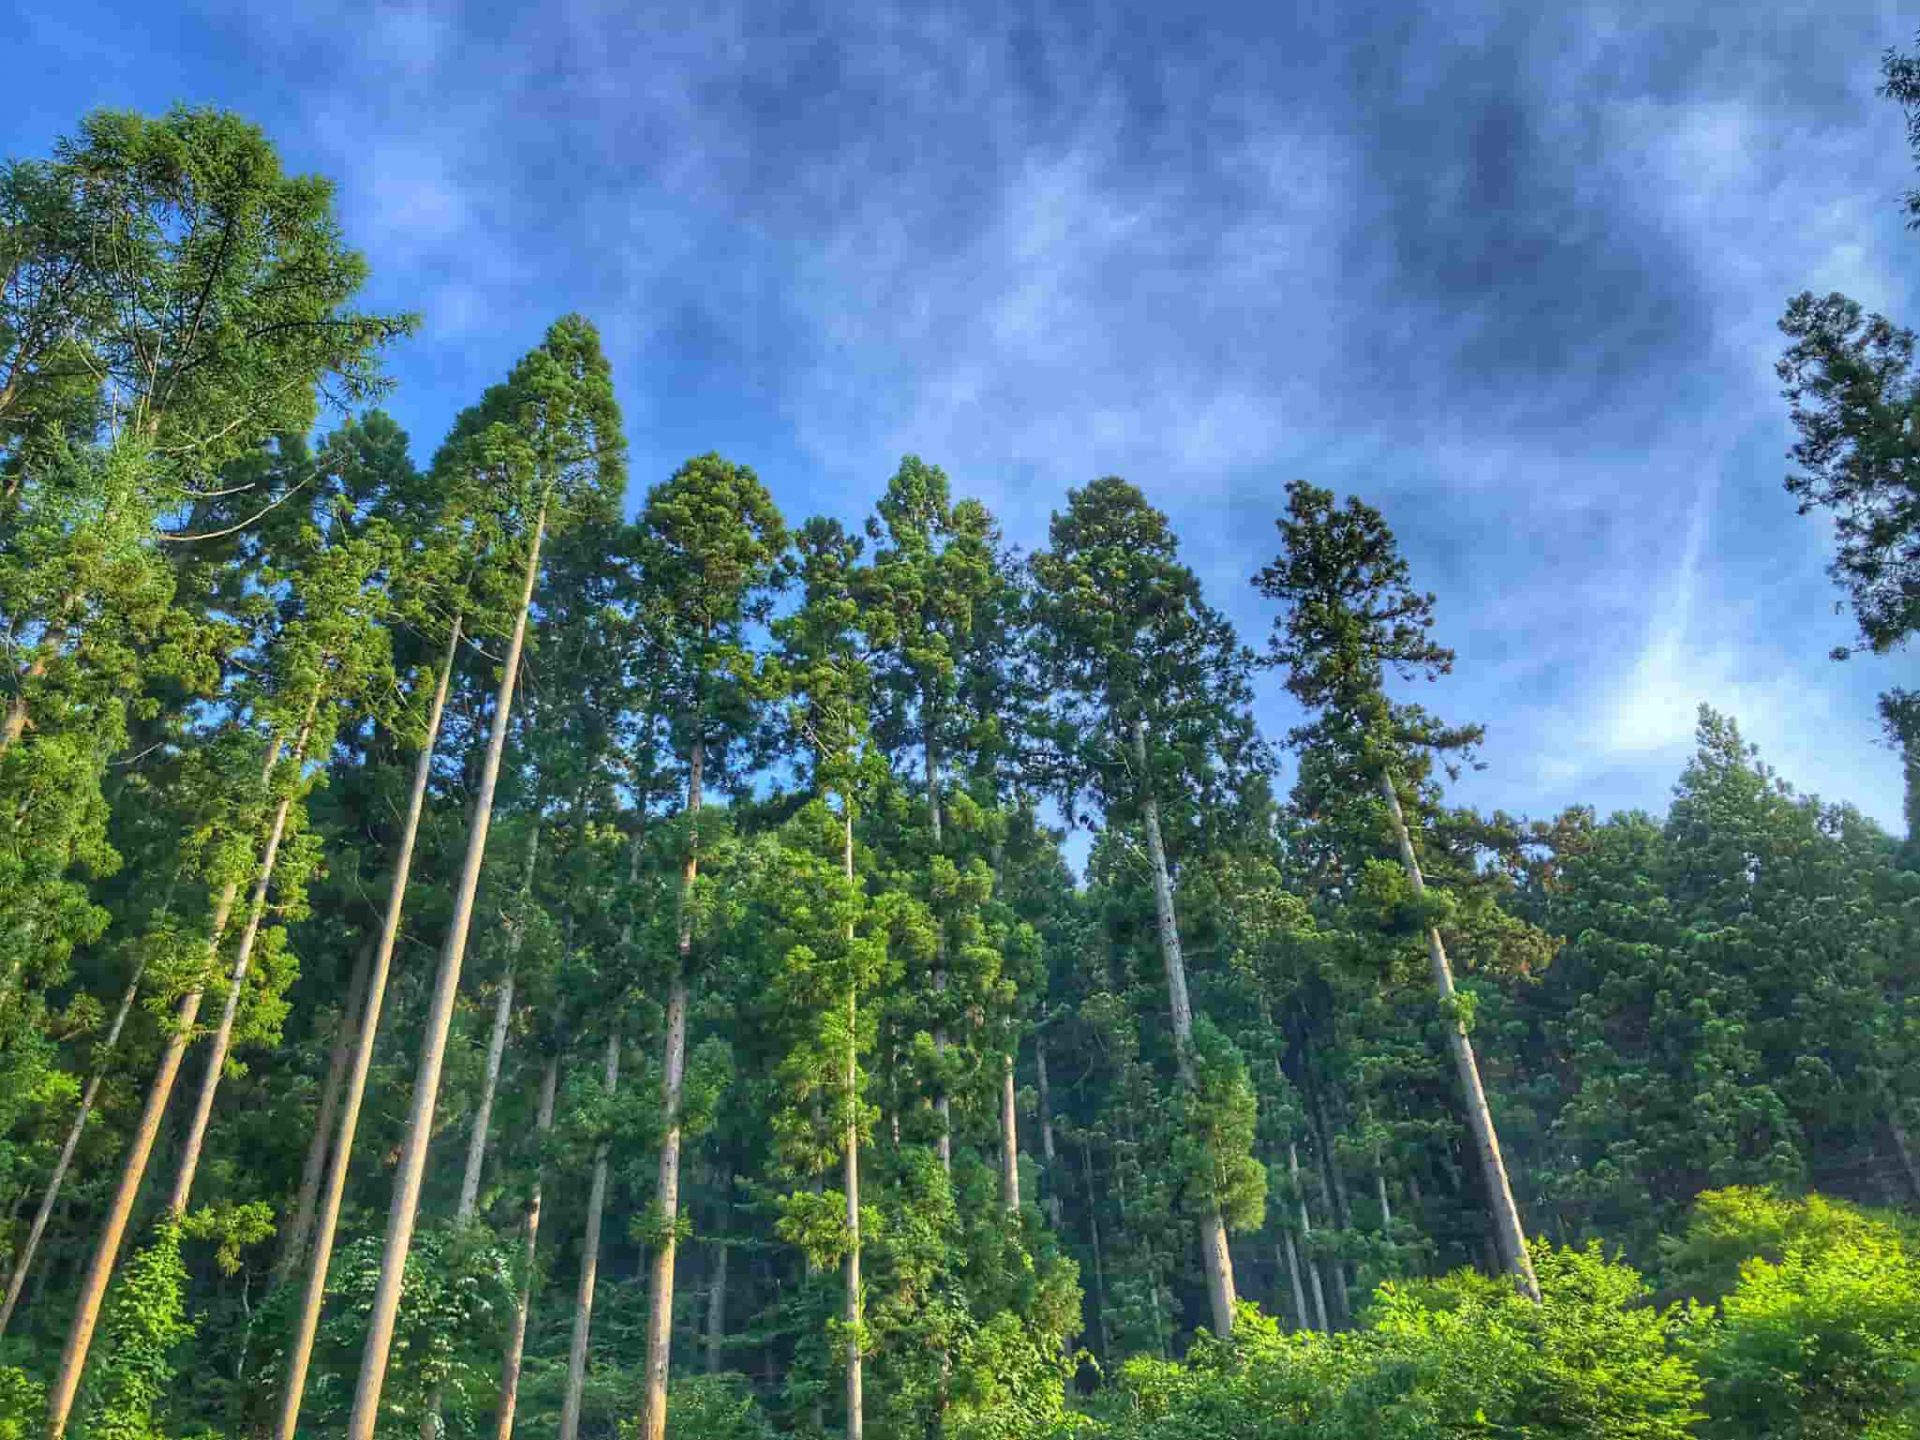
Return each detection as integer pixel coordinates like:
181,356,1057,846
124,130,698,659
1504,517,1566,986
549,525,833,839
1678,1190,1920,1439
75,1225,193,1440
1097,1243,1700,1440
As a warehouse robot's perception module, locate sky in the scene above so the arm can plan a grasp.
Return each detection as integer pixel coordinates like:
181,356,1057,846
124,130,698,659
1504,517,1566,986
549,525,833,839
9,0,1919,831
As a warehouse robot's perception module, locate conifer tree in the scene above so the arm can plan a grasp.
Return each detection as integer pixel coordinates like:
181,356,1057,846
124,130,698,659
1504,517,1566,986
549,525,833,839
634,454,786,1440
1256,480,1541,1300
346,315,625,1440
1030,476,1264,1338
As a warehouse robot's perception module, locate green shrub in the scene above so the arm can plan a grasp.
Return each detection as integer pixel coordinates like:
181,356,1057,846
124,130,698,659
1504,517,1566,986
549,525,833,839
1678,1189,1920,1440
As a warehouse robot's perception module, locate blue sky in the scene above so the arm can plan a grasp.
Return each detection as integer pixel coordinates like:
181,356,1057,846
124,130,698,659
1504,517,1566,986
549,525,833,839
9,0,1918,830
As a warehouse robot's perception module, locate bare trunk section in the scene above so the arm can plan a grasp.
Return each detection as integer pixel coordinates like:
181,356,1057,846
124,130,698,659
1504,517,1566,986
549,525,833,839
999,1053,1020,1212
1278,1229,1309,1333
44,727,281,1436
1035,1037,1062,1229
495,1053,559,1440
1078,1136,1112,1359
640,729,702,1440
1288,1143,1330,1333
926,726,951,1174
705,1226,728,1374
558,1028,621,1440
842,799,864,1440
274,942,373,1282
1888,1100,1920,1205
1130,718,1236,1337
345,510,547,1440
457,822,539,1227
168,706,319,1216
0,957,146,1338
273,614,461,1440
1378,769,1540,1302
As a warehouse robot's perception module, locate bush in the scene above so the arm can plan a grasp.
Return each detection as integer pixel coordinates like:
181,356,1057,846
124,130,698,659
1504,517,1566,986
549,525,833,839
1097,1242,1701,1440
1677,1189,1920,1439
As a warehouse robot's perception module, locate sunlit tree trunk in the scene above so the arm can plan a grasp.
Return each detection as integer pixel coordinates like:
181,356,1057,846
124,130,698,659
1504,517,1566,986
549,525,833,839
559,1027,620,1440
999,1054,1020,1212
843,800,864,1440
168,701,320,1215
273,613,461,1440
458,825,536,1222
495,1053,559,1440
1289,1143,1329,1332
639,727,702,1440
926,723,951,1173
0,956,145,1338
1379,769,1539,1301
346,507,547,1440
1131,717,1236,1337
43,726,283,1437
1035,1036,1062,1229
274,942,372,1282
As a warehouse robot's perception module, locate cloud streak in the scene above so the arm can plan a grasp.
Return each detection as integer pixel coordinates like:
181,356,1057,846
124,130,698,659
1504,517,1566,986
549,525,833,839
7,0,1914,828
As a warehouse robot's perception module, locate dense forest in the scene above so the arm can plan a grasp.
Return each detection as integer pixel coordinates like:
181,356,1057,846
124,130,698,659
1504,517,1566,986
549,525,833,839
1,38,1918,1440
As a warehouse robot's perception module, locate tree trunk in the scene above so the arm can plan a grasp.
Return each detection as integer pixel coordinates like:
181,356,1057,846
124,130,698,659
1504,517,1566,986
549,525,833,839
274,941,372,1282
843,799,864,1440
1887,1099,1920,1205
1000,1053,1020,1213
168,705,319,1216
1278,1229,1309,1333
1035,1037,1062,1229
0,957,146,1338
495,1053,559,1440
705,1224,728,1375
1303,1095,1352,1329
1078,1136,1111,1360
639,729,702,1440
1378,769,1540,1302
345,510,547,1440
1289,1144,1330,1333
458,822,539,1226
273,614,461,1440
926,725,951,1175
559,1028,621,1440
1131,717,1236,1337
44,727,278,1436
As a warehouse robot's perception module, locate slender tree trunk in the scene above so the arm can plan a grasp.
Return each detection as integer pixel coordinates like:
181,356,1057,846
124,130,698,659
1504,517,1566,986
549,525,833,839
1375,1156,1394,1232
925,725,951,1174
274,942,372,1282
640,729,702,1440
1378,769,1540,1301
1887,1099,1920,1205
345,509,547,1440
558,1028,621,1440
1289,1144,1330,1333
1278,1229,1309,1333
496,1053,559,1440
1303,1094,1352,1329
1130,718,1236,1336
457,821,539,1227
0,957,146,1338
0,649,49,753
273,614,462,1440
842,800,865,1440
169,705,319,1216
1000,1053,1020,1212
704,1226,728,1375
44,726,280,1436
1078,1136,1111,1360
1035,1037,1062,1229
